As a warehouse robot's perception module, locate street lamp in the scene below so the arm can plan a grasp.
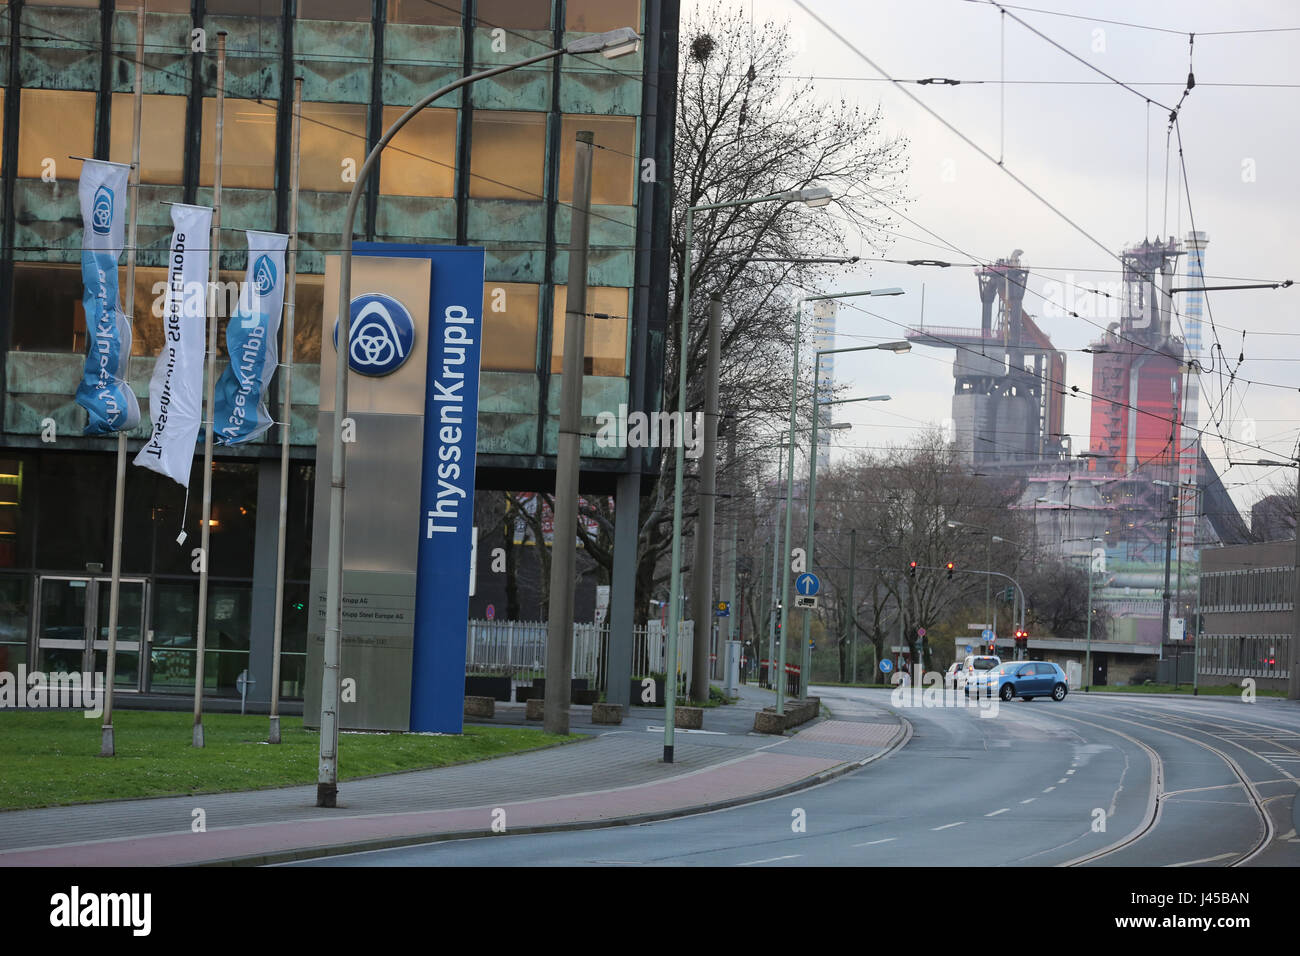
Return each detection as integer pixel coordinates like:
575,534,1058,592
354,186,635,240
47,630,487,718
1084,535,1104,691
777,288,904,715
316,27,642,808
663,186,837,763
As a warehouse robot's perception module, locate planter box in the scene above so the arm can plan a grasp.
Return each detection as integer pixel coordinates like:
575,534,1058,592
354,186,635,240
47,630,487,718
674,706,703,730
525,698,545,721
463,696,495,719
753,710,787,735
465,675,512,702
591,702,623,725
572,689,600,705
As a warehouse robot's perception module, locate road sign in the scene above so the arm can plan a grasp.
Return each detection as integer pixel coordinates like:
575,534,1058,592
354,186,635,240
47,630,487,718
967,623,989,630
981,628,993,641
715,601,730,618
917,627,926,638
965,644,973,654
794,572,821,596
486,603,495,621
880,659,893,674
794,594,818,609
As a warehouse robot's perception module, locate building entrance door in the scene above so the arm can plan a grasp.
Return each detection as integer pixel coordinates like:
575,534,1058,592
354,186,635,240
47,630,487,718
36,576,147,692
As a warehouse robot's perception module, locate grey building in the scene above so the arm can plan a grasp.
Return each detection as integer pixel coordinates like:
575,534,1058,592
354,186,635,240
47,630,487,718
1196,539,1293,692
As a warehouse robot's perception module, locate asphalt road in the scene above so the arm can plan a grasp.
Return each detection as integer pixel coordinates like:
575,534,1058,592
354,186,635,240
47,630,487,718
284,686,1300,867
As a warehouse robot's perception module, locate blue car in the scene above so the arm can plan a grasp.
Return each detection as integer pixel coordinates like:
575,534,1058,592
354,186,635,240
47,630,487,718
988,660,1069,702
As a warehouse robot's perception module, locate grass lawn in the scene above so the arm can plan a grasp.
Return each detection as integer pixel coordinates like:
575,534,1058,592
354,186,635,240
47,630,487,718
0,710,580,811
1087,683,1286,698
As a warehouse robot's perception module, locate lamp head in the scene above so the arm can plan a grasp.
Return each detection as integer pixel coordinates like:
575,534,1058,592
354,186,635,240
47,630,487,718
568,27,641,59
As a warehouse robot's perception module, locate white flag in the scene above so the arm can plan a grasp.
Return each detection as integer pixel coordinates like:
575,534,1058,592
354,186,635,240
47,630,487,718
134,204,212,487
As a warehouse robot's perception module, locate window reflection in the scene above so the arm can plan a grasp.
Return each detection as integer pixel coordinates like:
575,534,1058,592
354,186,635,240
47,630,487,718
297,0,370,19
565,0,639,33
10,263,84,352
201,98,278,188
109,93,188,186
559,114,636,205
300,102,368,192
387,0,461,25
482,282,538,371
17,89,95,181
477,0,549,31
379,105,456,197
551,285,629,376
469,109,545,200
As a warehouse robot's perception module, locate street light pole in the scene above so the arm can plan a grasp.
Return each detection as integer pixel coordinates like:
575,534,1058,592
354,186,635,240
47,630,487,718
778,289,903,714
316,28,641,806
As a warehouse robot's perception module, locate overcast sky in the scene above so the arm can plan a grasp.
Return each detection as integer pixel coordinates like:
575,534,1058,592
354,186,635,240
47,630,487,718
684,0,1300,513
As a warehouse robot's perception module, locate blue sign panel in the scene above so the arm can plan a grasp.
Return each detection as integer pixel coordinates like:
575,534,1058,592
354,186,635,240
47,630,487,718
879,659,893,673
355,243,484,734
795,572,820,596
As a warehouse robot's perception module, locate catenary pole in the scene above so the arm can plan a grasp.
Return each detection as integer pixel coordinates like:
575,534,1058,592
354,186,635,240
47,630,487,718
543,130,593,736
192,32,226,749
269,76,303,744
100,4,146,757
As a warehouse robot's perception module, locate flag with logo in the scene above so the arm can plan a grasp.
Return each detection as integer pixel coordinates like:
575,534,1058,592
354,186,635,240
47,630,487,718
134,203,212,487
214,230,289,444
74,159,141,435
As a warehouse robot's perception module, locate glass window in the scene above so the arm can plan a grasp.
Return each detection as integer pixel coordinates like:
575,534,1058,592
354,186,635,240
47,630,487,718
10,263,84,352
150,581,195,693
482,282,538,371
559,114,635,206
0,456,34,572
17,90,95,181
201,97,278,189
131,266,168,356
565,0,638,33
35,455,115,569
0,575,29,672
109,93,187,186
278,582,309,699
379,105,456,198
298,0,371,20
25,0,100,6
300,102,367,192
290,274,324,363
477,0,548,30
206,0,277,13
387,0,460,25
469,109,545,200
117,0,193,12
551,285,628,376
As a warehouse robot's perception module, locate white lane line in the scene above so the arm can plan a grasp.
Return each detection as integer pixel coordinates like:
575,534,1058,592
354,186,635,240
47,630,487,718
1165,852,1238,868
852,838,897,847
737,854,801,866
1067,769,1076,775
985,808,1010,817
1020,798,1036,804
1043,786,1056,793
931,822,965,831
1057,778,1069,784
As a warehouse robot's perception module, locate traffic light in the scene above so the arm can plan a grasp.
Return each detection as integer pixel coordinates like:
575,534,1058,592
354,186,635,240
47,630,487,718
908,561,918,578
945,561,955,580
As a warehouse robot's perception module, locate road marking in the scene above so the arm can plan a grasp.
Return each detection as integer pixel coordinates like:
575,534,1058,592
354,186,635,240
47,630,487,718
646,727,728,736
1066,769,1076,775
1020,798,1036,804
1043,786,1056,793
852,838,896,847
1165,852,1238,868
1058,778,1069,784
931,822,964,831
737,854,801,866
985,808,1010,817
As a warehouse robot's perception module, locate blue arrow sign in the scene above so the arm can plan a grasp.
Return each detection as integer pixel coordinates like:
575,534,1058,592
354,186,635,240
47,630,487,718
879,659,893,673
795,572,821,596
965,644,973,654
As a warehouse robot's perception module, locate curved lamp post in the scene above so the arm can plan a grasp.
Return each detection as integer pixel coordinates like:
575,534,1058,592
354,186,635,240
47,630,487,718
317,27,641,808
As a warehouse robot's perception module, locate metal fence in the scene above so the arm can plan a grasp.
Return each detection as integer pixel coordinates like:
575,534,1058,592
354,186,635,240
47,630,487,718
1197,633,1290,681
465,619,694,695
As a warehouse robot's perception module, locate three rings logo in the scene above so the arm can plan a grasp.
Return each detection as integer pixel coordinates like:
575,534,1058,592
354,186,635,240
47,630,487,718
334,292,415,376
251,255,276,297
91,186,114,236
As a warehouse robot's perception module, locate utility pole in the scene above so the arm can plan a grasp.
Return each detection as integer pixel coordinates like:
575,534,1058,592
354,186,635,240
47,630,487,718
720,421,739,685
846,529,856,682
1291,460,1300,701
689,295,723,703
543,130,594,736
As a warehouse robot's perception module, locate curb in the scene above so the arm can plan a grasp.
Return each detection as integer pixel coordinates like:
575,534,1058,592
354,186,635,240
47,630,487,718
204,717,914,867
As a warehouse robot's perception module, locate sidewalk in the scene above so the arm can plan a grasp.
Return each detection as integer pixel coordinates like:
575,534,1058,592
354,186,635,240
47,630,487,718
0,682,905,867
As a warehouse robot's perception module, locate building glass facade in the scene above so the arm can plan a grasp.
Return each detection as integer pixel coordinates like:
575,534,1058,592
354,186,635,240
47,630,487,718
0,0,675,704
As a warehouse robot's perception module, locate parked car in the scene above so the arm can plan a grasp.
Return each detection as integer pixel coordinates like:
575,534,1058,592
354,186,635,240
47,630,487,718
962,655,1002,696
987,660,1069,702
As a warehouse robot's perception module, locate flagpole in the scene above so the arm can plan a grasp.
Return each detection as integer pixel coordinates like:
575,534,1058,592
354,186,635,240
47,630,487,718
192,31,226,748
100,3,146,758
268,76,302,745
